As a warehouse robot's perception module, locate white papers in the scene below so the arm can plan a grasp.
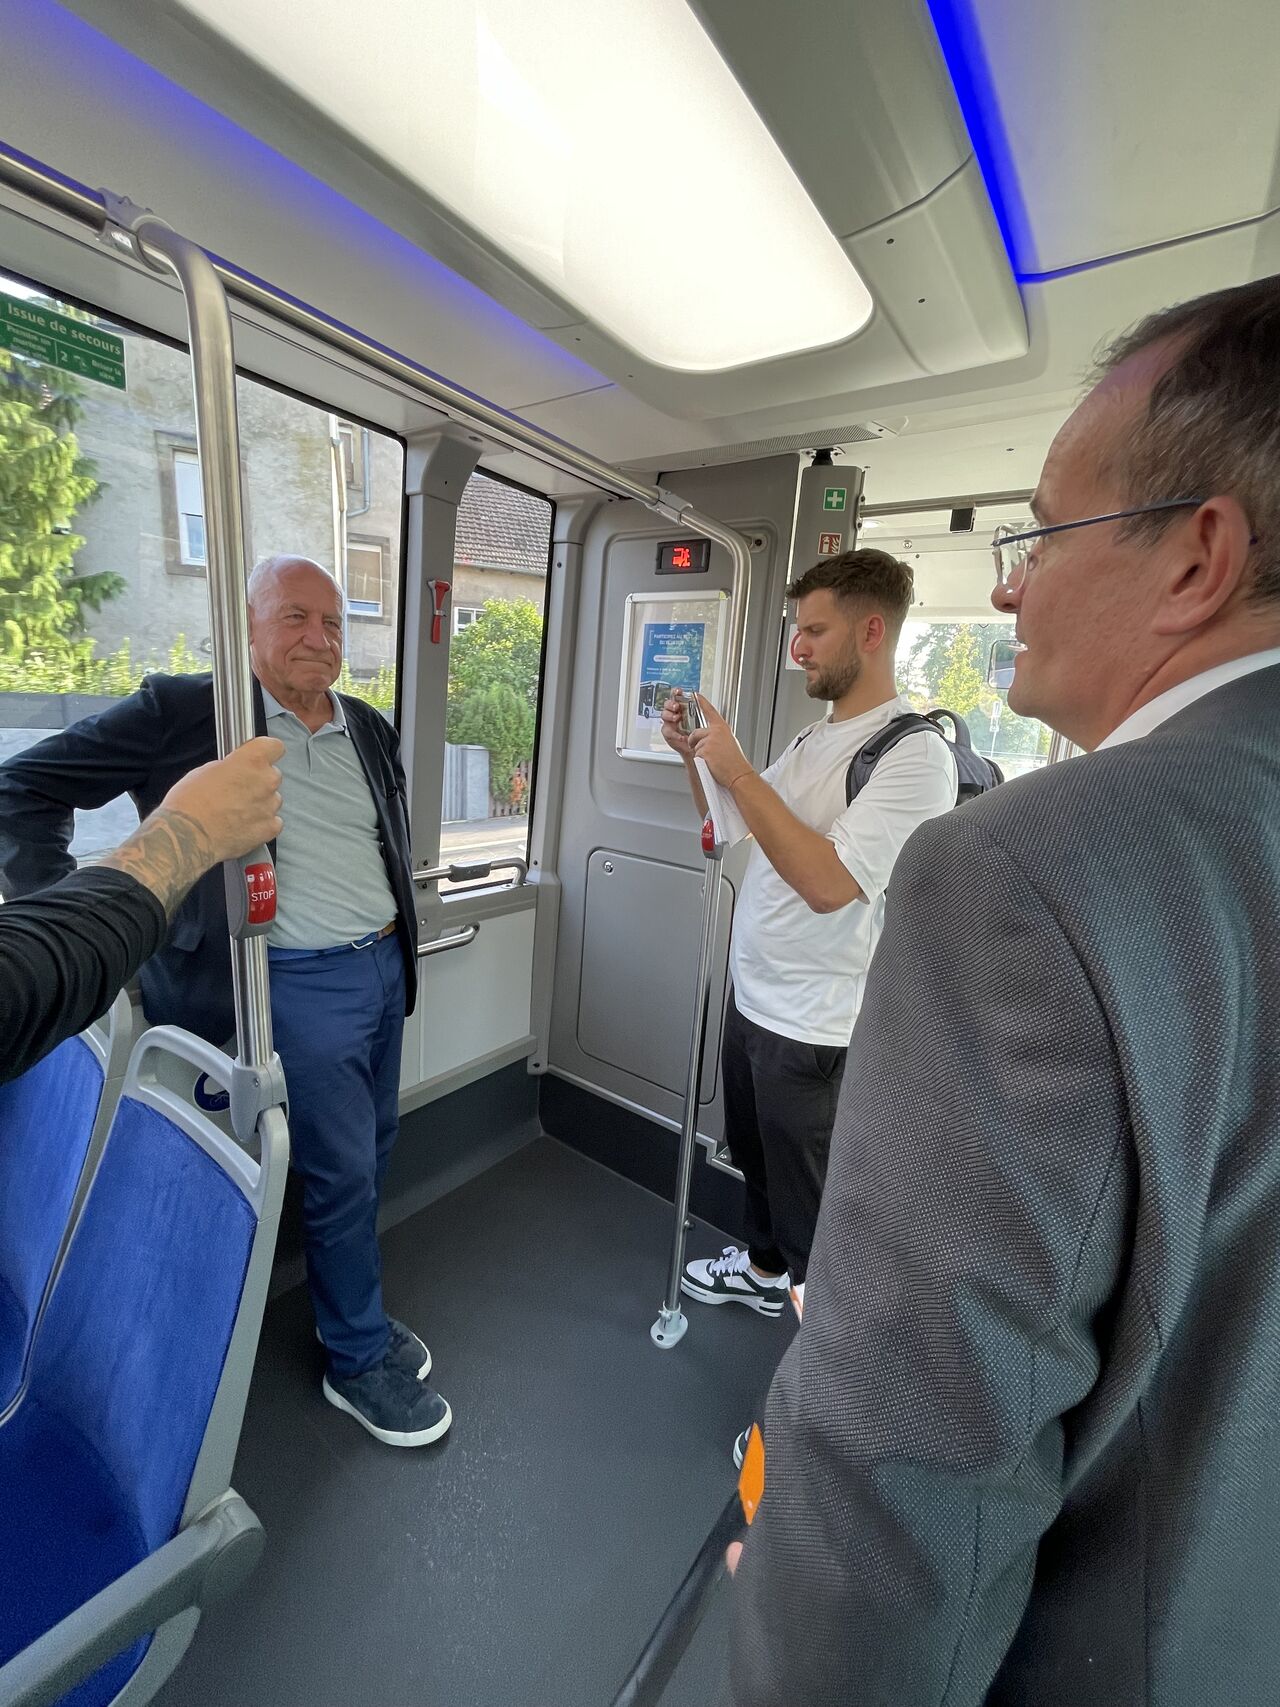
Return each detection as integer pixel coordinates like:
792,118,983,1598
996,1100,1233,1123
694,756,749,847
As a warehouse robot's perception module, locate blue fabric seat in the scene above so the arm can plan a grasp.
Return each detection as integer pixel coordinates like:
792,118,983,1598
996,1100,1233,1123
0,1036,106,1412
0,1093,256,1707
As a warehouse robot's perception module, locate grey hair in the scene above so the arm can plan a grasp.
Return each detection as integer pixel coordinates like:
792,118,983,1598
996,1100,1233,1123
246,555,342,608
1090,275,1280,607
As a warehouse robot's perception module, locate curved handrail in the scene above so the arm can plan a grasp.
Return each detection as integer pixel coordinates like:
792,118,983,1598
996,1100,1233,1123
417,924,480,958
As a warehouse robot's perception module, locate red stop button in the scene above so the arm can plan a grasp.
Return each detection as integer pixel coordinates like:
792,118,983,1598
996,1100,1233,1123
244,861,277,926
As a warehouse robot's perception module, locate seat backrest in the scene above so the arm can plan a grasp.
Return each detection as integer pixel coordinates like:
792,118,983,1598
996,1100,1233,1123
3,1026,287,1707
0,992,131,1415
29,1094,257,1548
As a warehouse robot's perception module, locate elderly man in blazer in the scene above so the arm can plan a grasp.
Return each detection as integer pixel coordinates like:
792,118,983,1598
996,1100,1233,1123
0,556,451,1451
729,276,1280,1707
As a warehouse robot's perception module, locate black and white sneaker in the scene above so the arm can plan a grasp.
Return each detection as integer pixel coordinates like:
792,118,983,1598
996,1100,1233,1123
732,1427,752,1470
681,1246,789,1316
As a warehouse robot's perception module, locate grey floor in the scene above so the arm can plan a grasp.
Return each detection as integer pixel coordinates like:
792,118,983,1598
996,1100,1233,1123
156,1134,791,1707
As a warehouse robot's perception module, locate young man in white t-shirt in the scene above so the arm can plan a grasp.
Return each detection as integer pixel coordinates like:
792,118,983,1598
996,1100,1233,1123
662,548,958,1324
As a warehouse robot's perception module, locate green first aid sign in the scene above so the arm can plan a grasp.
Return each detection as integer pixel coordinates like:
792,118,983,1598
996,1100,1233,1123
822,487,847,511
0,294,126,389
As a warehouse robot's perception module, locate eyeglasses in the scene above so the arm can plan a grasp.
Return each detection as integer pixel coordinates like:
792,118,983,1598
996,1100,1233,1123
991,498,1206,590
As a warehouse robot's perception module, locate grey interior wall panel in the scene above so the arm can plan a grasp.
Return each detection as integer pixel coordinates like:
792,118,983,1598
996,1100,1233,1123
577,850,734,1101
546,454,803,1144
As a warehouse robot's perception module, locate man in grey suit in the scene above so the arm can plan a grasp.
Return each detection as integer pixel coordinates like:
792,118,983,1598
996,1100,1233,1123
728,275,1280,1706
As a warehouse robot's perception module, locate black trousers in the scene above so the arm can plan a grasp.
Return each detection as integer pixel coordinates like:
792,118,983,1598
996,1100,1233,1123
721,987,847,1285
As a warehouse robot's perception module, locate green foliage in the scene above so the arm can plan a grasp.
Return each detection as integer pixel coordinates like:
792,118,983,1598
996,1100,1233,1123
0,347,123,660
447,598,543,707
0,633,206,697
446,599,543,803
898,621,1050,764
337,661,397,712
447,681,534,805
933,625,986,717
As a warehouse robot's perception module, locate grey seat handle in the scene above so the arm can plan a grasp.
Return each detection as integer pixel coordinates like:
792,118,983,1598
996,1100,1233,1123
0,1493,262,1707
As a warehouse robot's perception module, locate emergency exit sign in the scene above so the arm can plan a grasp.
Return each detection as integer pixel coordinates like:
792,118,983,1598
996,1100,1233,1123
822,487,847,511
0,294,126,389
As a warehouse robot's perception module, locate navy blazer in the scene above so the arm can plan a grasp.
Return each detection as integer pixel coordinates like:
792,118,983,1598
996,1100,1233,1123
0,673,418,1043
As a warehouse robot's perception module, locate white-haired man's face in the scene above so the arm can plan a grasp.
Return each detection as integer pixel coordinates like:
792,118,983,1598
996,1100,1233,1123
248,559,343,703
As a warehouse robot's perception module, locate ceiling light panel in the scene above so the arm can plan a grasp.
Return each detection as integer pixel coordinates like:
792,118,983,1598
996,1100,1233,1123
174,0,874,371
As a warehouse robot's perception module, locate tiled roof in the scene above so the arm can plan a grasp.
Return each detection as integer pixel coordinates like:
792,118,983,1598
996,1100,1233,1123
455,473,551,576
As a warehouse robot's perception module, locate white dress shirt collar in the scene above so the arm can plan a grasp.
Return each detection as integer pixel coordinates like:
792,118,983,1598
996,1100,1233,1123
1096,646,1280,751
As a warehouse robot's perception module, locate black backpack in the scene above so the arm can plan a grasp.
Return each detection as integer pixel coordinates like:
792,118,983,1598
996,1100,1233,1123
845,707,1003,806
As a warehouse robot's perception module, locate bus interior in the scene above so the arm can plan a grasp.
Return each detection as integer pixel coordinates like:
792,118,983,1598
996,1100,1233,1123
0,1,1277,1703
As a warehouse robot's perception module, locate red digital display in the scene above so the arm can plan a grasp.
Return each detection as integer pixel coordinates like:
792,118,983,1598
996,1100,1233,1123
656,538,710,575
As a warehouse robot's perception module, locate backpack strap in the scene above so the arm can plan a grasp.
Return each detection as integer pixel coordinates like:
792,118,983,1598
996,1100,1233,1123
844,713,942,807
924,707,973,751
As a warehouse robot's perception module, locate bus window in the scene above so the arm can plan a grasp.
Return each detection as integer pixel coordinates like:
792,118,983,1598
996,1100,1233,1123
897,619,1051,779
439,471,552,891
0,273,404,866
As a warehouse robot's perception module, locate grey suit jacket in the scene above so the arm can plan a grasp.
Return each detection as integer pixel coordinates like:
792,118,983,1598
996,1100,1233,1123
730,661,1280,1707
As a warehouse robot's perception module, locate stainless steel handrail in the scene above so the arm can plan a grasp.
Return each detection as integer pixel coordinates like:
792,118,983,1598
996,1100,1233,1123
417,924,480,958
0,147,753,734
413,857,528,889
860,487,1035,519
117,205,274,1071
0,145,744,566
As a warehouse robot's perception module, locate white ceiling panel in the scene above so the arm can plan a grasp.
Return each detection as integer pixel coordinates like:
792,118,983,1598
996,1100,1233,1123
0,0,605,408
849,403,1070,508
4,0,1277,500
43,0,1024,419
961,0,1280,274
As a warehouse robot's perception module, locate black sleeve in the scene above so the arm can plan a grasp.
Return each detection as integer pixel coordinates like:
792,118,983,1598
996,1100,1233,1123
385,716,411,840
728,812,1134,1707
0,677,169,899
0,867,166,1086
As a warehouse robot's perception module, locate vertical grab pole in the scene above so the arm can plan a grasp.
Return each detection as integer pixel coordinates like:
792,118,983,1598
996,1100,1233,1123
115,203,275,1071
650,507,751,1349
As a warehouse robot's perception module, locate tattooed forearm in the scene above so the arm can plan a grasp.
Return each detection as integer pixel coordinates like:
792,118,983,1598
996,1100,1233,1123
100,807,217,921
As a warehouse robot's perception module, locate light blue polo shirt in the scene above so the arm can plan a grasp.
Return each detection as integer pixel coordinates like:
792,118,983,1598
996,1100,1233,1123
261,687,398,950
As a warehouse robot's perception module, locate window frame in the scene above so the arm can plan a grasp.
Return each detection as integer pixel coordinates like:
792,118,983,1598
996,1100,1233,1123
172,447,207,568
439,466,555,893
337,419,368,494
345,532,390,620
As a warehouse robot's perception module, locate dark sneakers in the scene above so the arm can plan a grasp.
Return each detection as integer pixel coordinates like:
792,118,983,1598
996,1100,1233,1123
386,1316,431,1379
681,1246,790,1316
323,1353,453,1447
316,1316,432,1379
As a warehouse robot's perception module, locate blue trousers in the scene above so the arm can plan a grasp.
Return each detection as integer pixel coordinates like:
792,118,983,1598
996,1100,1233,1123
268,934,405,1378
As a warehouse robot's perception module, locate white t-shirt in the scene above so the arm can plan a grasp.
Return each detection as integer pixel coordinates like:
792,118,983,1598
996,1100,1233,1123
729,696,958,1046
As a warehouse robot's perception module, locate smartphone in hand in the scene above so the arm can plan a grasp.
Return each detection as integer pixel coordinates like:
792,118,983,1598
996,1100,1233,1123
680,693,707,736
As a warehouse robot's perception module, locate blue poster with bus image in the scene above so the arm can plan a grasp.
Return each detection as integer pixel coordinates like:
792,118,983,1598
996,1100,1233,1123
637,621,705,720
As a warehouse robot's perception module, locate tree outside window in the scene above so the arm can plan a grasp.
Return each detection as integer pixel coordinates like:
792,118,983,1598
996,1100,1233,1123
898,621,1051,774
